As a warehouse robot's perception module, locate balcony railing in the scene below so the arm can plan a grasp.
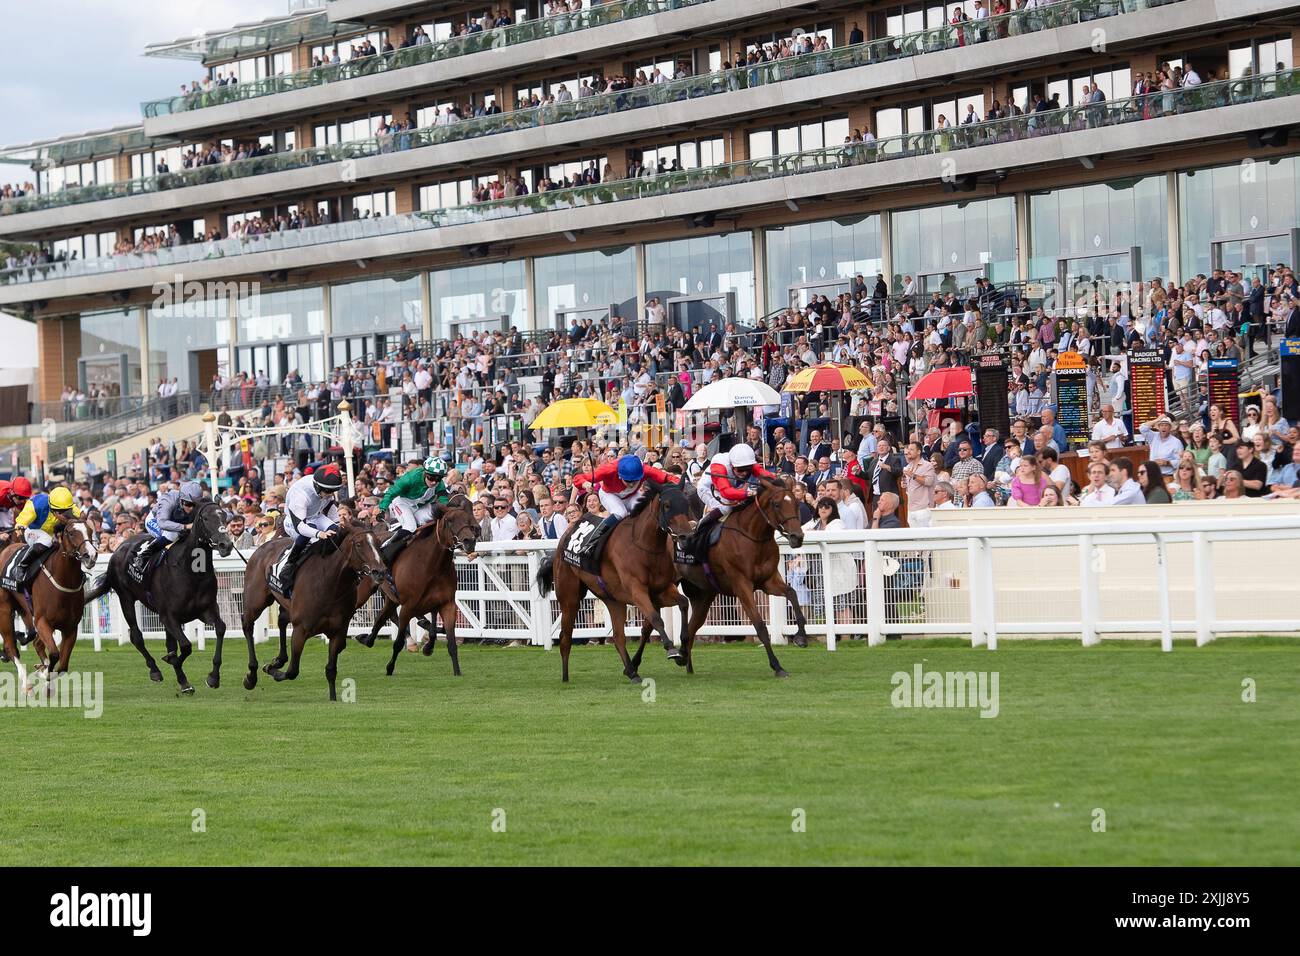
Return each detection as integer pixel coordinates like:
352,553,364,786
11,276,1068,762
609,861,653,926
5,68,1296,287
139,0,714,119
2,0,1183,218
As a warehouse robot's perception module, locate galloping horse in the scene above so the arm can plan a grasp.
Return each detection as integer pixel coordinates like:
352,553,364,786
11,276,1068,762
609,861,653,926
85,500,233,693
660,474,810,677
357,496,479,678
537,481,695,684
0,519,98,693
215,523,397,700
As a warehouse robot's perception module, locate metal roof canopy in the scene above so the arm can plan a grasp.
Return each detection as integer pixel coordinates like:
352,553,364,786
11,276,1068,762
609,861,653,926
144,8,364,63
0,125,179,168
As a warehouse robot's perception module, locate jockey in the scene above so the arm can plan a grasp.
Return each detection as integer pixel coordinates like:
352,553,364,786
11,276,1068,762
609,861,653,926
10,486,80,589
0,476,33,540
279,464,344,595
694,443,773,537
572,454,676,547
378,455,450,561
132,480,203,576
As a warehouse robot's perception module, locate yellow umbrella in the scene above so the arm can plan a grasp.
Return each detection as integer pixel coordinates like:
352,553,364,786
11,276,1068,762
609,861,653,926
782,362,873,393
529,397,617,430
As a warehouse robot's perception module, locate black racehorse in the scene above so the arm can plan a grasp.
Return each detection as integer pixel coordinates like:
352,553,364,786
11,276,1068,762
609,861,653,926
85,500,234,694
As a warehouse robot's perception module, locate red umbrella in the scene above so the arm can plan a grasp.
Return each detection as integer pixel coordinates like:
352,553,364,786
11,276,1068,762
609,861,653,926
906,366,975,401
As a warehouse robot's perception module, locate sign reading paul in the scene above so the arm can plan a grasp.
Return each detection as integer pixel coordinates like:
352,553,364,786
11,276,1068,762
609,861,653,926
1053,351,1090,449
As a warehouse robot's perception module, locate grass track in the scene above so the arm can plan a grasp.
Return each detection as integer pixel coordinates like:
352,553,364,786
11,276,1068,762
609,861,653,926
1,637,1297,865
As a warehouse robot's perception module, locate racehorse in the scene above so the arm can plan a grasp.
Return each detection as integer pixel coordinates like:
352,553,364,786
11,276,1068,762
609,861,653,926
213,523,397,700
85,500,233,694
356,496,479,678
654,474,809,678
537,481,695,684
0,519,98,694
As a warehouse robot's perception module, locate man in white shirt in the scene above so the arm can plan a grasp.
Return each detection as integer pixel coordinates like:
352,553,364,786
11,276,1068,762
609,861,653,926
490,498,519,541
835,479,867,530
1079,460,1116,506
1138,415,1184,476
1091,403,1129,448
1107,457,1145,505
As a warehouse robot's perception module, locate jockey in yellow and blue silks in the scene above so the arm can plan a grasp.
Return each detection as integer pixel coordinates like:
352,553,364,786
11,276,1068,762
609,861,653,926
11,486,80,588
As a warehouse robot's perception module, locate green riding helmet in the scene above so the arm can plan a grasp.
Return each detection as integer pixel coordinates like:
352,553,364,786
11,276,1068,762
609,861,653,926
424,456,448,477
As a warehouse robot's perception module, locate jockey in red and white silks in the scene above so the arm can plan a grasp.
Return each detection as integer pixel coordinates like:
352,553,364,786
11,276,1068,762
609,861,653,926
696,443,773,516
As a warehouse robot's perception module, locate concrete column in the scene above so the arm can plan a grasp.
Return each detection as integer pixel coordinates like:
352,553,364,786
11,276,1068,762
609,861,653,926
524,255,538,332
420,271,434,342
881,210,894,290
321,280,333,366
752,227,768,319
36,315,81,404
635,242,648,328
1015,190,1030,283
1166,170,1182,286
138,306,150,396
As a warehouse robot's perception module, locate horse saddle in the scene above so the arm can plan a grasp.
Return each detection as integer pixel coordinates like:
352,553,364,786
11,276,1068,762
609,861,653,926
0,547,30,593
560,514,609,574
675,514,726,566
126,539,168,585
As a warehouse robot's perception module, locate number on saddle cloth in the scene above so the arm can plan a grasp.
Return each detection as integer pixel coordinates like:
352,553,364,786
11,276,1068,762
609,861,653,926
561,514,608,573
0,549,27,592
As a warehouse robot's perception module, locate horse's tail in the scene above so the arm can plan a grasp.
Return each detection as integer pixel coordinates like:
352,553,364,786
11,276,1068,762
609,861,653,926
536,551,556,596
83,572,112,603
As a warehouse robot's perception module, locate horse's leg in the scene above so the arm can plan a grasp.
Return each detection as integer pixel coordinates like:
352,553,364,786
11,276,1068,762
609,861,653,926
603,597,642,684
682,586,716,676
264,614,289,672
420,614,439,657
0,602,22,689
270,623,310,682
556,569,581,684
735,584,788,678
324,630,347,702
676,592,696,674
160,614,194,694
440,601,461,677
764,572,810,649
121,595,163,682
629,622,652,675
385,606,411,677
239,596,264,691
360,596,396,649
203,602,227,689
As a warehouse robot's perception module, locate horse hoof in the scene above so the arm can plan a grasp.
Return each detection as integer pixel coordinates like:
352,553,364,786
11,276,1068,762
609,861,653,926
262,663,277,675
452,669,462,677
271,670,288,683
627,673,642,684
205,673,219,689
793,635,809,648
669,651,687,666
178,685,195,696
774,669,791,679
243,673,257,691
149,668,164,683
356,634,375,649
422,641,436,657
385,664,395,676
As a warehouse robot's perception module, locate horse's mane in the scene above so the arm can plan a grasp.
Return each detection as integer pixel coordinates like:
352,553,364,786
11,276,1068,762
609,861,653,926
625,481,664,520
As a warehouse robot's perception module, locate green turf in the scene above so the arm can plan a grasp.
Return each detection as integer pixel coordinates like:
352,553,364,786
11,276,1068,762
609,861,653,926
1,637,1296,865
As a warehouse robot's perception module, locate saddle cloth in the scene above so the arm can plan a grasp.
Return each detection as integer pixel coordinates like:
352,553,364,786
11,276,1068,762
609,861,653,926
267,547,293,597
126,538,167,585
0,548,25,592
560,514,608,574
674,515,725,566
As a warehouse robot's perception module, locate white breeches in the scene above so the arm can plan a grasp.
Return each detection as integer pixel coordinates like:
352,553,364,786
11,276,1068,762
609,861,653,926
388,497,435,533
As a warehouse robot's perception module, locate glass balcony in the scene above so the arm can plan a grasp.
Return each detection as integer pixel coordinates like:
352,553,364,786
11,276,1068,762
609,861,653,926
4,0,1186,219
5,66,1291,288
139,0,716,119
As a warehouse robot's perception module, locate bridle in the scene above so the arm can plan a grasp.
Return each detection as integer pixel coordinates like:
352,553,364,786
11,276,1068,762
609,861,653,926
47,520,96,592
734,479,802,542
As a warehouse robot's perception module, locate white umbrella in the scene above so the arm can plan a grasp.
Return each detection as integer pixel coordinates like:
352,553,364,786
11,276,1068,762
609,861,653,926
683,377,782,411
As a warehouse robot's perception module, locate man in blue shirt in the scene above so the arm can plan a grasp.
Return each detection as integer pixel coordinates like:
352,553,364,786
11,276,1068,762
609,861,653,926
1268,443,1300,498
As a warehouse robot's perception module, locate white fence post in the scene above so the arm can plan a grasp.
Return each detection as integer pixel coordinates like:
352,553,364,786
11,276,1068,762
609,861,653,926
981,538,998,651
967,537,986,648
1154,533,1173,653
820,542,837,651
864,541,885,646
1078,533,1100,647
1192,531,1215,646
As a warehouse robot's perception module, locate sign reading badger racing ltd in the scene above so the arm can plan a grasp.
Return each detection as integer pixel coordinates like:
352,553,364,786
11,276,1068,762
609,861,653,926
1128,348,1166,424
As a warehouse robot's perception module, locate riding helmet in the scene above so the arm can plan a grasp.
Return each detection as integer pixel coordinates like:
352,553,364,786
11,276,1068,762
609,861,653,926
179,481,204,504
313,465,344,494
729,444,757,470
424,455,448,476
49,487,75,511
617,455,644,483
10,476,31,498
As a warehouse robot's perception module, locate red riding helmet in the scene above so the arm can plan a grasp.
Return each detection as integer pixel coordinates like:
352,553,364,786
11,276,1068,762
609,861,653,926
10,476,31,498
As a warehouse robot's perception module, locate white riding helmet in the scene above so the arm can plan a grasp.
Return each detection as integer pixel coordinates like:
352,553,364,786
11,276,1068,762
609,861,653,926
729,444,757,470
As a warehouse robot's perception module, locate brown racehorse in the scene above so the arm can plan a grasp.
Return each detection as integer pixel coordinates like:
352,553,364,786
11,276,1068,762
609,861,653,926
211,523,397,700
537,480,695,684
0,519,98,695
356,497,479,678
656,474,809,678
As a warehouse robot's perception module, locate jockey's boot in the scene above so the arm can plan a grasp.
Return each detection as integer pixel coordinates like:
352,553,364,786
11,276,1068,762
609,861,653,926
279,537,310,597
380,528,412,566
690,509,724,555
130,537,162,578
15,543,51,590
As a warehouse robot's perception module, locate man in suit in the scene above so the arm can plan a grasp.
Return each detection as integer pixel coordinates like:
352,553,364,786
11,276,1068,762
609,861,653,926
537,496,568,540
980,426,1003,479
862,434,903,500
1285,299,1300,339
806,428,831,466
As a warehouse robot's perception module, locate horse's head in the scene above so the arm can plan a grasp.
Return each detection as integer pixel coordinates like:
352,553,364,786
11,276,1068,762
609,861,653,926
435,503,478,555
652,480,696,538
345,526,399,602
754,476,805,549
196,501,234,557
58,519,98,571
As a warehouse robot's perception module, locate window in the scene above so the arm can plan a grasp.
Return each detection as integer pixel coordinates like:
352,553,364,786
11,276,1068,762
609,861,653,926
749,117,849,158
419,179,475,210
315,112,392,146
641,137,725,171
51,231,117,261
38,159,115,193
1229,36,1293,77
876,92,982,135
884,4,948,36
522,156,607,188
1047,65,1131,106
311,30,389,64
630,57,677,82
348,190,397,219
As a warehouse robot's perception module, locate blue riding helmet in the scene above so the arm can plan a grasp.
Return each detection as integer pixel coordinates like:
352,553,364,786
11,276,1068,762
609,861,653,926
617,455,644,483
